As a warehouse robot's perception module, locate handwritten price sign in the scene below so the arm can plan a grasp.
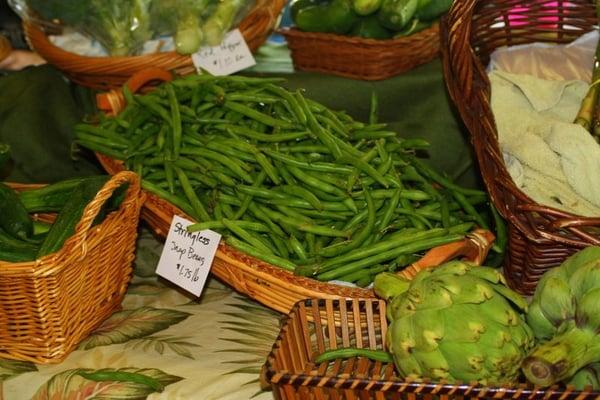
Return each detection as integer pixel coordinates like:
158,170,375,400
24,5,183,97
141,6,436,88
156,216,221,296
191,29,256,76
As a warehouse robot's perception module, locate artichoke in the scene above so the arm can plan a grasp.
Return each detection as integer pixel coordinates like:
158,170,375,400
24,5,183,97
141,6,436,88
521,246,600,387
374,261,535,385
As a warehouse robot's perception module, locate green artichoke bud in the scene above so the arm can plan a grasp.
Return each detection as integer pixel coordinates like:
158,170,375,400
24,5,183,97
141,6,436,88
375,261,534,385
522,246,600,387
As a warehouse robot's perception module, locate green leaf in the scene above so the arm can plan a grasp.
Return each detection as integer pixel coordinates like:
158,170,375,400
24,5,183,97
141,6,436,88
126,335,201,359
127,282,168,296
0,359,38,381
78,307,191,350
31,367,182,400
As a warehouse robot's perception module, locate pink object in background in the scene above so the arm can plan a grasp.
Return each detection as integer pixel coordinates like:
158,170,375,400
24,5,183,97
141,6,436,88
507,2,573,29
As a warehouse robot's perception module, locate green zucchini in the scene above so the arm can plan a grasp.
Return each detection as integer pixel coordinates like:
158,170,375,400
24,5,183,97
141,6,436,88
0,183,33,240
19,176,109,213
37,178,109,258
0,227,39,262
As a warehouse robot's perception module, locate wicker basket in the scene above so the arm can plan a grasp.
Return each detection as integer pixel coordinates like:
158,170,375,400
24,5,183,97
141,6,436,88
440,0,600,295
279,23,440,80
0,171,144,364
263,298,600,399
22,0,286,90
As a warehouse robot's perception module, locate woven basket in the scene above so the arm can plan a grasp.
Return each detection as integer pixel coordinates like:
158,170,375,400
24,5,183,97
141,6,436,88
440,0,600,295
22,0,286,90
0,171,144,364
279,23,440,80
263,298,600,399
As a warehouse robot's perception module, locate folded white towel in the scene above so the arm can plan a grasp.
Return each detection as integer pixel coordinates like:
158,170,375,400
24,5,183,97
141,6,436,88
490,70,600,216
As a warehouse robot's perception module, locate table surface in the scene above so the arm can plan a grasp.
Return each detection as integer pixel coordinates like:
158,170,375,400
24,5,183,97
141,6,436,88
0,41,477,400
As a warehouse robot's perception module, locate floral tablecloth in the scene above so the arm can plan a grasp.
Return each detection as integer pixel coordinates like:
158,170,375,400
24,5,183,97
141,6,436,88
1,228,281,400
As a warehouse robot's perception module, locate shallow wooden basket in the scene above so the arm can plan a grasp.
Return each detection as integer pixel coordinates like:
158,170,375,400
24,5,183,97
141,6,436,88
98,152,493,314
263,298,600,399
440,0,600,295
0,171,144,364
280,24,440,80
22,0,286,90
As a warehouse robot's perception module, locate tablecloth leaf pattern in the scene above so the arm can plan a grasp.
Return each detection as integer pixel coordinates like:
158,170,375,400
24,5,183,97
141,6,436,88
30,367,182,400
1,228,280,400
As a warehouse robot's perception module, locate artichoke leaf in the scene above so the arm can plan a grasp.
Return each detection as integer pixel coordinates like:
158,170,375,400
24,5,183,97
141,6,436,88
441,304,487,343
487,281,529,312
411,348,450,380
410,308,444,352
561,246,600,277
569,262,600,301
537,275,576,326
575,287,600,329
526,300,558,340
373,272,411,301
464,266,506,286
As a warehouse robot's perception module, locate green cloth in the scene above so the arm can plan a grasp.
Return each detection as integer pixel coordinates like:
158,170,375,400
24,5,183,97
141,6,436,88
0,65,102,183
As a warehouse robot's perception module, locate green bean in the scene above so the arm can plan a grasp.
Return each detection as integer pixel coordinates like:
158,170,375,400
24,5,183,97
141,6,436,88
203,141,255,162
289,234,308,261
352,130,397,140
316,234,464,281
74,140,127,160
319,186,376,257
315,114,349,139
174,166,210,221
75,131,129,150
216,124,308,142
253,151,280,185
233,171,266,220
285,165,346,198
188,219,270,232
142,180,198,219
339,152,389,188
76,370,165,392
351,189,430,201
275,185,323,211
374,188,402,241
223,101,295,129
243,203,285,238
275,205,313,224
164,161,176,194
264,150,353,174
74,124,130,145
136,95,172,126
318,228,449,272
272,144,330,154
410,157,486,197
222,218,272,254
489,203,506,258
181,147,253,183
260,206,350,238
226,237,296,271
264,83,307,125
295,92,342,158
451,190,489,230
439,194,451,229
262,198,349,212
237,185,287,200
166,84,182,158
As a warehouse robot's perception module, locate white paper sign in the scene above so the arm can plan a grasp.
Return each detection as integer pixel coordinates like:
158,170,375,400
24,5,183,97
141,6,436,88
156,215,221,297
191,29,256,76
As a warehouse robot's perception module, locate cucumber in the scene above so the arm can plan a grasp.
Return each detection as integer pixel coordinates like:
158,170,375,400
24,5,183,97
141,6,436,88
37,178,109,258
415,0,452,21
19,176,109,213
0,183,33,240
378,0,419,30
0,227,39,262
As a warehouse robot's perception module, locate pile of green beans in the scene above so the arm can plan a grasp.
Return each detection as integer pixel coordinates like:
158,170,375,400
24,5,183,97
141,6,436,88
75,74,494,287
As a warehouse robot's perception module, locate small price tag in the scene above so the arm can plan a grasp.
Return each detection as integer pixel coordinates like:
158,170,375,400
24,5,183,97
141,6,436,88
155,215,221,297
191,29,256,76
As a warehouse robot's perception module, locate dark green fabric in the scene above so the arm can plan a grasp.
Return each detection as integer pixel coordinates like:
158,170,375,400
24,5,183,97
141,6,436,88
0,65,102,183
0,57,479,189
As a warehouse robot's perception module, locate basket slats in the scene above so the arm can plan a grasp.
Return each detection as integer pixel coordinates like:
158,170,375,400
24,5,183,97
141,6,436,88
0,172,144,363
440,0,600,294
263,298,600,399
280,24,441,81
24,0,286,90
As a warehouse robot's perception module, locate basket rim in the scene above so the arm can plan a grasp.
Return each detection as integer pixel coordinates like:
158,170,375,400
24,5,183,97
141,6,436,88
263,298,600,398
278,23,440,46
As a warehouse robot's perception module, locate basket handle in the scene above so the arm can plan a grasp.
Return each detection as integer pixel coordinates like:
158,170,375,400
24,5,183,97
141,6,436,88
398,229,495,280
70,171,142,256
96,68,173,115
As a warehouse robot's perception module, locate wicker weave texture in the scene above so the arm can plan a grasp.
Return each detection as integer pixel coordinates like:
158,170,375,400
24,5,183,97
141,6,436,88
263,298,600,399
281,24,440,80
440,0,600,294
0,171,144,364
24,0,286,90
